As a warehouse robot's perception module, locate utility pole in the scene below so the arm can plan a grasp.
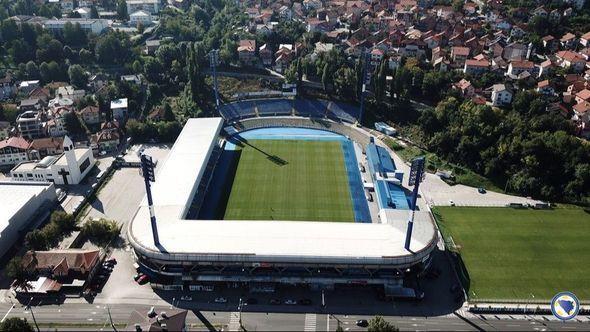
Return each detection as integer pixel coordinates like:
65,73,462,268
358,50,370,126
141,153,159,248
405,156,426,250
209,49,221,116
26,297,40,332
107,305,117,332
238,298,247,331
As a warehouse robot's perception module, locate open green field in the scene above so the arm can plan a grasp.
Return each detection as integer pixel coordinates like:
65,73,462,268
434,206,590,301
223,139,354,222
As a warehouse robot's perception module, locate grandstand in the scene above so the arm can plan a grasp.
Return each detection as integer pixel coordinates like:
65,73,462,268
128,117,437,293
220,98,361,123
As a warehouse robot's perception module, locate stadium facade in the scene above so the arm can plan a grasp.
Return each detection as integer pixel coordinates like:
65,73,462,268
128,116,438,293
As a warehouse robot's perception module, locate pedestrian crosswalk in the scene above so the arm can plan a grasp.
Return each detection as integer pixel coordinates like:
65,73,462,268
228,311,241,331
304,313,317,331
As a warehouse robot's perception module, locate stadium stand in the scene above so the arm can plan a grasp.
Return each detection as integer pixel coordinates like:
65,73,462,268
293,99,329,118
366,143,410,210
220,98,361,123
327,102,360,123
220,100,257,119
256,99,293,116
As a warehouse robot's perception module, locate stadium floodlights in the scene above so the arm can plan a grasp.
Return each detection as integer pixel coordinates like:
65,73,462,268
141,153,160,247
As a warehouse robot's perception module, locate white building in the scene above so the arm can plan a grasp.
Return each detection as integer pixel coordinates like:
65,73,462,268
126,0,160,15
56,86,85,102
0,181,57,258
110,98,129,120
491,84,513,106
44,19,109,34
0,136,29,167
129,10,153,26
11,136,95,186
46,107,71,138
16,111,44,140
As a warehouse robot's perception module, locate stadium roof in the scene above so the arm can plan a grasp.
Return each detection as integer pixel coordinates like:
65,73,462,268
128,118,437,266
0,181,53,232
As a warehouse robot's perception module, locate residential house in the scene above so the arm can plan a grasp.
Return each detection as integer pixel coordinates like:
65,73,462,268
560,33,576,49
16,111,45,140
542,35,558,52
27,137,64,160
537,80,555,95
453,79,475,97
129,10,152,26
110,98,128,121
451,46,470,67
575,89,590,104
507,60,535,77
259,44,273,66
237,40,257,66
463,59,490,75
91,120,121,153
21,249,101,282
44,18,109,34
46,107,72,137
274,44,294,73
555,51,587,72
581,31,590,47
491,84,512,106
18,80,40,94
18,98,45,112
0,75,16,100
0,122,10,140
78,106,101,125
144,40,160,55
126,0,160,14
56,86,85,102
0,136,29,166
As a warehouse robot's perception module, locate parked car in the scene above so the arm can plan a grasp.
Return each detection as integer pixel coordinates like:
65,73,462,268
133,273,143,281
180,296,193,301
137,275,149,285
106,258,117,265
214,297,227,303
298,299,312,305
449,199,455,206
356,319,369,327
269,299,281,305
284,299,297,305
478,187,487,194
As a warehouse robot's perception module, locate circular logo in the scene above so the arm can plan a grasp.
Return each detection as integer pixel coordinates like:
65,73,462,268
551,292,580,320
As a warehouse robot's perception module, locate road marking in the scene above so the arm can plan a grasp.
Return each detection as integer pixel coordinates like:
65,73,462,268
1,304,15,323
304,313,316,332
326,314,330,331
228,311,240,331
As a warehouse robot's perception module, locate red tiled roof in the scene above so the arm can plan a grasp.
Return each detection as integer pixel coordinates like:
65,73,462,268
0,136,29,150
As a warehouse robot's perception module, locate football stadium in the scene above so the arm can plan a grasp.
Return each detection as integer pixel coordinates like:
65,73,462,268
128,98,438,293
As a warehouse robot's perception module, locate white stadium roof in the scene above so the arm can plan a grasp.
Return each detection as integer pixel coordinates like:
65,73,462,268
128,118,437,266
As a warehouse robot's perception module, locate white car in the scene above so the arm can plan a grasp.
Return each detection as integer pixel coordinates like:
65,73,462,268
449,199,455,206
180,296,193,301
214,297,227,303
284,299,297,305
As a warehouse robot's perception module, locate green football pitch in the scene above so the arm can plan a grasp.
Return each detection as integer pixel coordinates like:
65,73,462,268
223,139,355,222
434,206,590,300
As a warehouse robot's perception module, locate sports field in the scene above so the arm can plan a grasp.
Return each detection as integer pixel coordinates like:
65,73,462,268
434,206,590,300
223,139,355,222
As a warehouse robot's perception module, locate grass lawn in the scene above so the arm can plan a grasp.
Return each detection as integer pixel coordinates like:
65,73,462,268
224,139,355,222
434,206,590,301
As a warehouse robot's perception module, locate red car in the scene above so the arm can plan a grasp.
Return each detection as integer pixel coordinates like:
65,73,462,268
137,275,149,285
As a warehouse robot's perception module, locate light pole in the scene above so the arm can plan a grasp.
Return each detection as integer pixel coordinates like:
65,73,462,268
238,298,247,331
26,297,40,332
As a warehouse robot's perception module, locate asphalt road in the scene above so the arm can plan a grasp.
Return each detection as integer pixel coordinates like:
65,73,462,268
1,302,589,331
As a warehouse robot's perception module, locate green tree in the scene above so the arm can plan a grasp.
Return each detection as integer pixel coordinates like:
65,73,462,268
116,0,128,20
333,66,356,99
82,218,121,247
50,211,76,233
0,317,34,332
68,64,87,89
25,61,39,79
6,257,30,291
368,316,399,332
143,57,164,83
25,229,48,251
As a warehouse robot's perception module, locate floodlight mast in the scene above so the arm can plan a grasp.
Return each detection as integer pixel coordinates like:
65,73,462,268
209,49,221,116
404,156,425,250
358,50,370,126
141,153,160,248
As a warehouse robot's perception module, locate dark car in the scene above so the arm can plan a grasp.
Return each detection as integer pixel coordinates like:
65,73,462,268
298,299,312,305
246,298,258,305
356,319,369,327
137,275,149,285
478,187,486,194
269,299,281,305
